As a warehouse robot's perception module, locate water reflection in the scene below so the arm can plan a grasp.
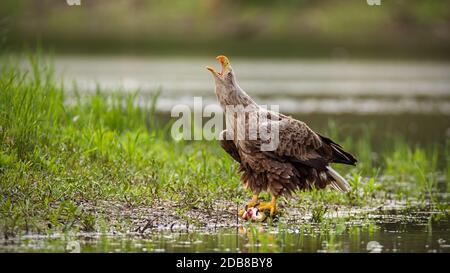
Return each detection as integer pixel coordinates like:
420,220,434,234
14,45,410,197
1,213,448,253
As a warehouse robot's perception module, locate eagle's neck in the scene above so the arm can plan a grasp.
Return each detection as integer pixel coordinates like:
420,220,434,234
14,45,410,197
216,83,259,138
216,84,257,110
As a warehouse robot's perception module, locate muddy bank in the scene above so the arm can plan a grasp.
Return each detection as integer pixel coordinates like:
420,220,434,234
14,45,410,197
80,198,448,234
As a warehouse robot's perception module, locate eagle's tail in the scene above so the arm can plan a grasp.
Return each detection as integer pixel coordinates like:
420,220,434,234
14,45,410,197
326,166,351,192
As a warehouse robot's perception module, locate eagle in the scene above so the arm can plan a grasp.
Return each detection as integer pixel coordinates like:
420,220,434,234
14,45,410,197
206,55,357,216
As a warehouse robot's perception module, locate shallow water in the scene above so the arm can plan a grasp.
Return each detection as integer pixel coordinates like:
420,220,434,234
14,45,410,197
1,212,448,253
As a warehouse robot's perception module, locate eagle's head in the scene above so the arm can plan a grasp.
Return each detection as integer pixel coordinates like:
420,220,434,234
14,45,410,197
206,55,237,88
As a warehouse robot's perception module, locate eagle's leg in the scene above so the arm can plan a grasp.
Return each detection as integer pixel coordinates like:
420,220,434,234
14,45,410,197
246,194,260,208
239,194,260,216
258,195,278,216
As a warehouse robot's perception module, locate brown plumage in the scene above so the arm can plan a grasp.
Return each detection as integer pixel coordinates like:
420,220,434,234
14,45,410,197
207,55,357,215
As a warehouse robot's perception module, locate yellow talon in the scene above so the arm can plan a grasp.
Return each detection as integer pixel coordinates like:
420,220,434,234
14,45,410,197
239,209,246,217
240,194,279,220
245,194,260,210
240,194,260,219
258,196,278,216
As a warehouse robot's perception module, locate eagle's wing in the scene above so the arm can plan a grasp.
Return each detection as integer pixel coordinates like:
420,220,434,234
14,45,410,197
219,130,241,163
261,115,357,170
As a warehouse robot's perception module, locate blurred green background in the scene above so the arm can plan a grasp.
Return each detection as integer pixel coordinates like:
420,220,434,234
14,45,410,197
1,0,449,58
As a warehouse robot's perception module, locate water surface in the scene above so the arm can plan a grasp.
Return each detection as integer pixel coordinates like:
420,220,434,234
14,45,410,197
1,211,448,253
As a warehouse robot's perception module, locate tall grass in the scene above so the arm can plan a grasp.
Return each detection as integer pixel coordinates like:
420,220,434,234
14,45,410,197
0,55,63,160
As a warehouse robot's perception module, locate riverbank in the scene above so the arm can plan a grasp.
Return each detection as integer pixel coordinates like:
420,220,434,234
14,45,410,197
0,56,448,252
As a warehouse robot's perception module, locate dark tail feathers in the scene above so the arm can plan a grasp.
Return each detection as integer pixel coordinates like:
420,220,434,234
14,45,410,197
319,134,357,166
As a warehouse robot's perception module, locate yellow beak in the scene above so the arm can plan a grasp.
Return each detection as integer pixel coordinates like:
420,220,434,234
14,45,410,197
206,55,231,76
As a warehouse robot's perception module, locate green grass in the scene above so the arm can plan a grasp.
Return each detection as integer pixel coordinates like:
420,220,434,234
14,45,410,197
0,55,448,237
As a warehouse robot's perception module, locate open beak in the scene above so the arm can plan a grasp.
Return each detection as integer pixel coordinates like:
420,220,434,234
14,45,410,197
206,55,230,77
206,66,218,76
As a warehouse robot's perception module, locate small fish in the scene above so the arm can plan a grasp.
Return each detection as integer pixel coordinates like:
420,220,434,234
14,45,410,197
241,207,267,222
